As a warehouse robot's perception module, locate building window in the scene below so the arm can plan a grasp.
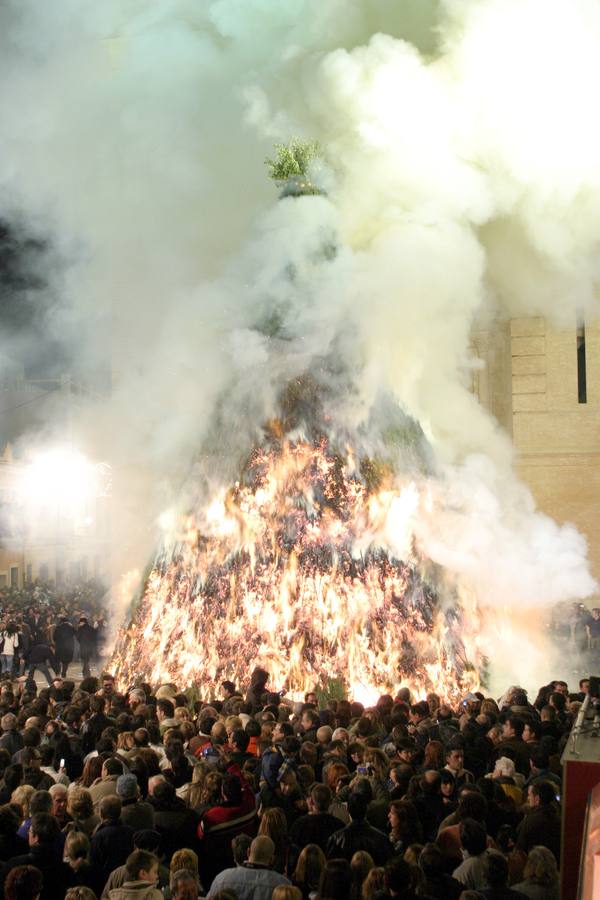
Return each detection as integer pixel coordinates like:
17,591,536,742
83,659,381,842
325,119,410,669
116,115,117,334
26,564,32,583
9,567,18,588
577,319,587,403
39,563,49,581
0,574,6,588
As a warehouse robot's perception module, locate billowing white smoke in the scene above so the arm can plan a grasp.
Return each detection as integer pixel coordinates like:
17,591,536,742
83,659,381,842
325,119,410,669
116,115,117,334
1,0,598,687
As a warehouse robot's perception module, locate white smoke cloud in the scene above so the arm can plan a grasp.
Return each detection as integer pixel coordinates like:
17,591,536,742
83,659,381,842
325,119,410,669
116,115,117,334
0,0,599,688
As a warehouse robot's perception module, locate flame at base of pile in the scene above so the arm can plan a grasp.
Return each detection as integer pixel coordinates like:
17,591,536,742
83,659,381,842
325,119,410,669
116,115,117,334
111,440,481,703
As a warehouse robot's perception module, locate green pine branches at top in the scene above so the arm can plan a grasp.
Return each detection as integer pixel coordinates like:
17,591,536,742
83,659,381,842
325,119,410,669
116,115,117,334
265,138,321,182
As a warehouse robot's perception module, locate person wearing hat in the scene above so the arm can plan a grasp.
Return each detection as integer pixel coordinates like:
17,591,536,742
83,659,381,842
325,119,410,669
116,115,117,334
117,774,155,833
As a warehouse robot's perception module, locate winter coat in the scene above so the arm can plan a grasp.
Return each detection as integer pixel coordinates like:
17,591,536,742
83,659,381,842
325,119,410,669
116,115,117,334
108,880,163,900
326,819,391,865
90,820,134,888
53,621,76,660
77,623,97,656
26,643,58,668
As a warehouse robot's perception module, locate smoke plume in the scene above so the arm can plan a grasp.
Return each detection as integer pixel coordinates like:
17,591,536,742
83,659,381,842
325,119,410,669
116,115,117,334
1,0,599,690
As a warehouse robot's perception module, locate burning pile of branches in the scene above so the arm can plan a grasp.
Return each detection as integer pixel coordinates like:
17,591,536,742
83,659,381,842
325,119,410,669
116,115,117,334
111,439,481,703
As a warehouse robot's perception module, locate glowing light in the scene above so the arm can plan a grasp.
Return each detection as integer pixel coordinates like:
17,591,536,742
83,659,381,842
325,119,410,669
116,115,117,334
18,448,106,508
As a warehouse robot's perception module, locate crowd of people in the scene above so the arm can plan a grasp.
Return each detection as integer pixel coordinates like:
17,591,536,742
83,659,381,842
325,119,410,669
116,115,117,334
0,580,109,680
0,652,580,900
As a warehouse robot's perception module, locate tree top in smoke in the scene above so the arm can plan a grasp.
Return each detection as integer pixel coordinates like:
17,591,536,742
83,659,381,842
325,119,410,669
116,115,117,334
265,138,322,191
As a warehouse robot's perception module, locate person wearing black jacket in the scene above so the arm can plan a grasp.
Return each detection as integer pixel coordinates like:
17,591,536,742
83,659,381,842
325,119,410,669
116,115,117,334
1,812,71,900
52,617,76,678
77,617,97,678
89,796,134,895
289,783,342,852
25,643,57,686
326,791,391,865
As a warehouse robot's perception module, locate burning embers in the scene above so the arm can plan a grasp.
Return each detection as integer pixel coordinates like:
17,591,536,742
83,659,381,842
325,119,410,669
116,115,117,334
111,440,481,703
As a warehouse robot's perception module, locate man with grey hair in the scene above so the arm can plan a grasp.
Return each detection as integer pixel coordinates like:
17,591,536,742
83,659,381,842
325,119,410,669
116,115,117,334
48,782,71,828
0,714,22,756
207,835,291,899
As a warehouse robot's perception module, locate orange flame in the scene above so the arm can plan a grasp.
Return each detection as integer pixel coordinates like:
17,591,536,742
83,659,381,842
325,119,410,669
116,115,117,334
111,440,482,702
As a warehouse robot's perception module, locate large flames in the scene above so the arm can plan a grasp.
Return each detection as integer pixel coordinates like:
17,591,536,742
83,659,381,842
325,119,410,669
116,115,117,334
111,439,482,703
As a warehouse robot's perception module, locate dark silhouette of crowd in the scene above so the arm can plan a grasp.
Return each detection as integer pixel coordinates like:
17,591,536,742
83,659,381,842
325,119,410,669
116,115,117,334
0,661,578,899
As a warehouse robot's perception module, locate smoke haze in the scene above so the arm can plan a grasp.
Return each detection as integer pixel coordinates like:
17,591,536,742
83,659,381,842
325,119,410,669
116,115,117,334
1,0,599,689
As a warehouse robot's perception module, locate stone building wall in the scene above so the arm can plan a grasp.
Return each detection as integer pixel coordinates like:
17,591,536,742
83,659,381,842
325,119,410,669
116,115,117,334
477,315,600,593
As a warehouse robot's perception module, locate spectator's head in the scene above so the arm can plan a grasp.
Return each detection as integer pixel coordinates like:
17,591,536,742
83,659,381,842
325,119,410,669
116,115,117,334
248,835,275,867
99,794,122,823
293,844,325,892
272,888,302,900
258,806,287,844
221,774,242,805
523,845,559,885
362,865,386,899
350,850,374,894
21,748,41,771
384,856,412,895
528,781,556,808
11,785,35,820
231,832,252,866
67,788,94,822
318,858,352,900
64,830,90,865
4,865,43,900
457,791,487,824
418,843,444,877
48,783,68,818
347,791,369,822
133,830,163,855
309,783,332,813
151,779,175,805
29,791,52,817
459,818,487,857
445,747,464,773
1,713,17,733
502,717,524,739
101,757,123,779
157,699,175,721
170,848,198,876
230,729,249,753
0,804,19,837
117,774,139,802
484,849,509,887
126,849,159,884
169,870,198,900
29,812,59,847
523,720,542,743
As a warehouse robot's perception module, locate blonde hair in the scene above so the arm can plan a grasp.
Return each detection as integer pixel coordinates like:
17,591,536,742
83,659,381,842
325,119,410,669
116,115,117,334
362,867,386,900
225,715,242,734
170,848,199,875
272,888,302,900
65,889,96,900
65,830,90,862
11,784,35,819
523,845,559,885
117,731,135,750
68,788,95,821
186,762,209,809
